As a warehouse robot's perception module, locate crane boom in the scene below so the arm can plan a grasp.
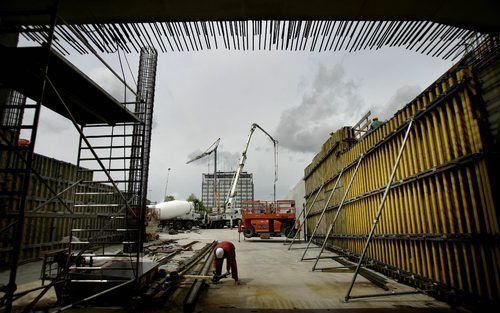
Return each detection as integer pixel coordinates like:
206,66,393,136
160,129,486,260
226,123,278,227
186,138,221,210
186,138,220,164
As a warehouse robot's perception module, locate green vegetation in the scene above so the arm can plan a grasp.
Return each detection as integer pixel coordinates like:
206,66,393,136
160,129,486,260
164,195,175,202
187,193,207,212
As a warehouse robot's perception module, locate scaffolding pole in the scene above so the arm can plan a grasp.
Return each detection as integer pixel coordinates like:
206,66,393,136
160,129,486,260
285,182,324,249
344,118,415,302
300,168,345,261
1,3,59,313
311,155,364,270
31,179,82,213
45,78,135,218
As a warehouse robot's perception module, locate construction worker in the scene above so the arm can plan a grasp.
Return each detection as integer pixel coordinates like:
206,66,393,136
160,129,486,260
212,241,239,284
370,116,383,130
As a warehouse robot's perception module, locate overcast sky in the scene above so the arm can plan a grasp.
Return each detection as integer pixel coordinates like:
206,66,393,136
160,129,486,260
25,42,455,203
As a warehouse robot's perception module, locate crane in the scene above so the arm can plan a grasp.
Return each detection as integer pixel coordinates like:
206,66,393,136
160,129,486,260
187,138,221,211
226,123,278,228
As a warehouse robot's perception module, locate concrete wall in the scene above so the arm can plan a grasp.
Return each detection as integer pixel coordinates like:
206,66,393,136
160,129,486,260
284,179,305,219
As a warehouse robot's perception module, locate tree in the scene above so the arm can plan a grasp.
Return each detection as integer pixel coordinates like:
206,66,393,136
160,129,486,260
186,193,206,212
197,201,207,213
164,195,175,202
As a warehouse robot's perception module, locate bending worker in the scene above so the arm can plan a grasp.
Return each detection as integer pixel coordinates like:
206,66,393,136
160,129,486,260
212,241,238,284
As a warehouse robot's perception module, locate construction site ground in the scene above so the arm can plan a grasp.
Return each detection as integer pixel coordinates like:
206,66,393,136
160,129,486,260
165,229,457,313
1,228,461,312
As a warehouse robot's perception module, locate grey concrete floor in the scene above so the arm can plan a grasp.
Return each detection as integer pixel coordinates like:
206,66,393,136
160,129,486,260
0,232,211,311
0,245,127,309
162,229,457,312
0,258,58,309
1,229,462,312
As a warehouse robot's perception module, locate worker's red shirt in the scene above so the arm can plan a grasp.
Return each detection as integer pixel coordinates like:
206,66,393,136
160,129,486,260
213,241,238,281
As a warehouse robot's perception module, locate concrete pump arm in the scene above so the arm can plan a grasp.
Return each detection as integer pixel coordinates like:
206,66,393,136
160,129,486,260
225,123,278,226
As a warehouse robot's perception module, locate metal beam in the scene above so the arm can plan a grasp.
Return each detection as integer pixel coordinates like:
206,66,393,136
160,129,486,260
344,118,414,302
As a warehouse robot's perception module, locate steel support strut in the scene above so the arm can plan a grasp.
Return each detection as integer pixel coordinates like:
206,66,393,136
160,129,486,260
31,179,82,213
286,182,324,249
0,130,77,214
312,154,364,271
301,168,345,261
344,118,414,301
283,206,304,244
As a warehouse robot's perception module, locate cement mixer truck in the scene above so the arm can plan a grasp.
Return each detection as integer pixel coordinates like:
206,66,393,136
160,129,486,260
148,200,200,230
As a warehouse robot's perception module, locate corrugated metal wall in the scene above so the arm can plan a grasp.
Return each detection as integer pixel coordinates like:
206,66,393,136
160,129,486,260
304,62,499,303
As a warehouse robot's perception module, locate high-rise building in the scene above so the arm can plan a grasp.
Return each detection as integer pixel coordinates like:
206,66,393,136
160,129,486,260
202,171,253,209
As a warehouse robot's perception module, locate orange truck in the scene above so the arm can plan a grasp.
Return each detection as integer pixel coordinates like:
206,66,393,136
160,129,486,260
239,200,297,239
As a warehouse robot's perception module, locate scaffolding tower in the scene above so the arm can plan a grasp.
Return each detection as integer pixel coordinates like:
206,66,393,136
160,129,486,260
0,8,158,310
62,47,158,304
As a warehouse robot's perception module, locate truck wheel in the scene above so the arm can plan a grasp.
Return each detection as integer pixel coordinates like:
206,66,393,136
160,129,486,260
243,227,254,238
184,221,193,230
173,221,183,230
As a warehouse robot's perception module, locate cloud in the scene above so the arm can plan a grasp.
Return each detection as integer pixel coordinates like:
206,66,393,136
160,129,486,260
217,150,241,170
88,67,135,103
275,63,364,153
40,116,70,133
20,106,71,135
275,64,422,154
372,85,421,120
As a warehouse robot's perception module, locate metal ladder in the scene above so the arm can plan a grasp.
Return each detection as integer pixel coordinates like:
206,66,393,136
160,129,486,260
0,90,37,309
0,8,63,311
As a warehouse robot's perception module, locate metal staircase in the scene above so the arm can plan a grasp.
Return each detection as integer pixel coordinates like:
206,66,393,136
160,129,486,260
65,121,141,293
61,47,158,303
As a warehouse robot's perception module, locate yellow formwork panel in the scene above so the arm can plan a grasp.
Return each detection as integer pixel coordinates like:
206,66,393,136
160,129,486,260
304,66,499,302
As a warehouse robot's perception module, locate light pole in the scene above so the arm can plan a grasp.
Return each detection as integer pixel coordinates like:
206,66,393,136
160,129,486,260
164,168,171,201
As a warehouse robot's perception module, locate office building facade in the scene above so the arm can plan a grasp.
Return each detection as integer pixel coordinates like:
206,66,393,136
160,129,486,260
202,171,253,209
